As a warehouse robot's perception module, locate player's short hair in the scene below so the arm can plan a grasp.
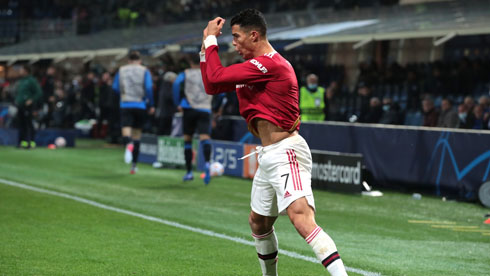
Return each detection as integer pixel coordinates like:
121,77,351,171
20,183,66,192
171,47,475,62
230,8,267,37
128,50,141,61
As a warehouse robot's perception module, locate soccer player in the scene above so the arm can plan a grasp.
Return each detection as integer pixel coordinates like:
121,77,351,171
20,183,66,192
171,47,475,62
112,50,154,174
200,9,348,276
173,54,213,185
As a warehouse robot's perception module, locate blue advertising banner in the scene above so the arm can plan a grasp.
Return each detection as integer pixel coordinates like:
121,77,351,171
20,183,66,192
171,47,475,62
300,122,490,199
205,140,244,177
0,128,76,147
35,129,77,147
0,128,18,145
139,134,158,165
226,117,490,199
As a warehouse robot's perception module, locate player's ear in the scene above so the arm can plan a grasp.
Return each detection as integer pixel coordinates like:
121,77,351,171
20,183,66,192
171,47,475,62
250,30,260,42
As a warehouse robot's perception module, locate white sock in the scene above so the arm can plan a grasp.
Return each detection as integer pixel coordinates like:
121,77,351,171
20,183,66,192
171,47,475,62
305,226,348,276
252,227,278,276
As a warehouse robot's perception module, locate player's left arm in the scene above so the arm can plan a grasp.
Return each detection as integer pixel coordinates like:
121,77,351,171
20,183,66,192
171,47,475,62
144,69,155,113
172,72,185,106
144,69,154,106
112,72,120,93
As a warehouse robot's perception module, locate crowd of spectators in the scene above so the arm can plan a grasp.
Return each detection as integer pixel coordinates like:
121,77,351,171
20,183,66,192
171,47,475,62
0,55,489,145
0,55,242,143
293,57,490,130
10,0,398,35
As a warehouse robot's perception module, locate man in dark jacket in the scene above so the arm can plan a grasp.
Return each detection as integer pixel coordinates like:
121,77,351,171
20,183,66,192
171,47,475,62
422,96,439,127
436,98,459,128
156,71,177,135
15,64,42,148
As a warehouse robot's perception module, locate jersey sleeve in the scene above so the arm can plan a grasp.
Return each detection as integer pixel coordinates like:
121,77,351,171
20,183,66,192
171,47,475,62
205,45,275,86
112,72,120,93
172,72,185,106
144,69,154,107
200,51,236,95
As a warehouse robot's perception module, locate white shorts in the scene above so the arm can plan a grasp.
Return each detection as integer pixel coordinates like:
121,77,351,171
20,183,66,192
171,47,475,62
251,134,315,217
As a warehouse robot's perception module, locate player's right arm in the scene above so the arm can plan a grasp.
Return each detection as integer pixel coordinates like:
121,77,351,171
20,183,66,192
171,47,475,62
200,51,236,95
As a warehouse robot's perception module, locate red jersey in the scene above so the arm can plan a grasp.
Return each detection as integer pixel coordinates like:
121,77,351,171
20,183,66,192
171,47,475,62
200,45,300,136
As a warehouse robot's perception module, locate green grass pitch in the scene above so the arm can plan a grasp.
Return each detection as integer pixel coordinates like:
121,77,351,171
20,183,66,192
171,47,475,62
0,139,489,275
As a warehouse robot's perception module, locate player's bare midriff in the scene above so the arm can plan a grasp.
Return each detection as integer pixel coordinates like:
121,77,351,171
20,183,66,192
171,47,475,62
252,118,298,147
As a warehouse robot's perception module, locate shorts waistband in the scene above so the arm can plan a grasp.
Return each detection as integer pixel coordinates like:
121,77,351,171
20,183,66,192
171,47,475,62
238,134,304,160
261,134,304,153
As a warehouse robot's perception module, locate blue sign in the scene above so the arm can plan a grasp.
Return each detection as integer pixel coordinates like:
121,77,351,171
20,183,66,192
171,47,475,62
139,134,158,164
226,117,490,200
300,123,490,200
35,129,77,147
197,140,243,177
0,128,18,145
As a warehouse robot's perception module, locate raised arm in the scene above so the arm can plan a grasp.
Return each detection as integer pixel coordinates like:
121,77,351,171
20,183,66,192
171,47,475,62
200,51,235,95
204,44,274,86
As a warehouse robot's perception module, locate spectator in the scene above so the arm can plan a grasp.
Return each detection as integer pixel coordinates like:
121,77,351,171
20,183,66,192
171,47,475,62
464,96,476,113
14,64,42,148
479,95,489,112
97,72,114,138
404,70,421,110
457,103,473,129
364,97,382,123
472,104,486,129
356,82,372,122
478,95,490,124
40,66,56,128
299,73,325,122
156,71,177,136
51,87,69,128
379,97,402,125
436,98,459,128
422,96,439,127
324,81,342,121
81,72,96,119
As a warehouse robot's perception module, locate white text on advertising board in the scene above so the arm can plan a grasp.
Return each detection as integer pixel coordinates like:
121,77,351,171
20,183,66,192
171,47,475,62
214,147,237,169
312,161,361,185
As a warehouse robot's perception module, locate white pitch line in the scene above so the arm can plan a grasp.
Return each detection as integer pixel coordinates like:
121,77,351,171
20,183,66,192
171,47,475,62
0,178,381,276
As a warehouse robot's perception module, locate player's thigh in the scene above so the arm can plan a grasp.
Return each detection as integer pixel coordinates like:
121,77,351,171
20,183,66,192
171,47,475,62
196,111,211,135
270,143,315,215
132,109,147,130
251,167,279,217
183,109,198,136
120,109,134,128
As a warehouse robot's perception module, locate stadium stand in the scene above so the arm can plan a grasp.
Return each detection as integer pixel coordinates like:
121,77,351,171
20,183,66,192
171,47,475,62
1,0,490,132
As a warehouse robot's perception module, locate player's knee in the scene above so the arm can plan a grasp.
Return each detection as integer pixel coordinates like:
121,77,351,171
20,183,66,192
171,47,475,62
249,212,273,235
287,200,316,237
248,213,262,230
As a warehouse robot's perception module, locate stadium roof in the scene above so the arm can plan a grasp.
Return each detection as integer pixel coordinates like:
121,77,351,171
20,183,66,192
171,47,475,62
0,0,489,62
294,0,490,48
